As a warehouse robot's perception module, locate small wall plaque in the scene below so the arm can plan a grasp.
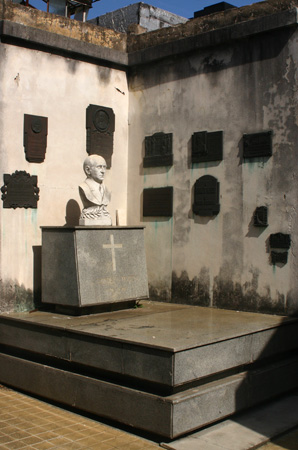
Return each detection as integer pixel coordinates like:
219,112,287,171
243,131,272,158
86,104,115,168
254,206,268,227
269,233,291,249
193,175,220,216
24,114,48,163
144,133,173,168
1,171,39,208
192,131,223,163
271,251,288,265
143,187,173,217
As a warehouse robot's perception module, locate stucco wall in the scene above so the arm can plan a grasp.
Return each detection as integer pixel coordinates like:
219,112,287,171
0,43,128,312
127,26,298,315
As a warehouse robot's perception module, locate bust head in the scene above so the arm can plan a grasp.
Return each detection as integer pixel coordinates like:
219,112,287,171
83,155,107,184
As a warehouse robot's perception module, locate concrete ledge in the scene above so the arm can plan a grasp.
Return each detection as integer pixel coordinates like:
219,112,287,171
128,8,298,66
0,20,128,69
1,7,297,68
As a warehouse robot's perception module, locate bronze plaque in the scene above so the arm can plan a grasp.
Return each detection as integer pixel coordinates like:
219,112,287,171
1,171,39,208
269,233,291,249
143,187,173,217
192,131,223,163
24,114,48,163
193,175,220,216
243,131,272,158
144,132,173,167
271,251,288,265
254,206,268,227
86,104,115,168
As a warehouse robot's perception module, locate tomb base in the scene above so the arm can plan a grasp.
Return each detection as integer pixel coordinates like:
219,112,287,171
41,226,148,311
0,302,298,439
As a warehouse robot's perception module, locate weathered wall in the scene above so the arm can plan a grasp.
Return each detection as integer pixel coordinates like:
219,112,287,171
127,25,298,315
0,42,128,313
0,0,126,50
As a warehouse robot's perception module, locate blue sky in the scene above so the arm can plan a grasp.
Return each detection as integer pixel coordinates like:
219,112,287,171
88,0,264,20
29,0,264,20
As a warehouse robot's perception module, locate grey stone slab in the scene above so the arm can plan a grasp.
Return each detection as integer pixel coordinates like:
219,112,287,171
42,227,149,307
0,352,172,437
174,322,298,385
170,357,298,438
0,317,173,385
162,392,298,450
0,351,297,439
1,302,297,387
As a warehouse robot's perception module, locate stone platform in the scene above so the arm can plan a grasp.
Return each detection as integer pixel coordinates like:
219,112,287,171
0,301,297,439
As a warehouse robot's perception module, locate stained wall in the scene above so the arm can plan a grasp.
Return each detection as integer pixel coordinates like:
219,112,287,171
0,40,128,312
127,23,298,314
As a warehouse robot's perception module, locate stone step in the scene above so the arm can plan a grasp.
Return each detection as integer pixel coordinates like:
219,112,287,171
0,302,297,388
0,349,297,438
0,302,298,438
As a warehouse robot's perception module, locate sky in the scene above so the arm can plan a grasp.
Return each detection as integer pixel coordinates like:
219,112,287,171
88,0,264,20
29,0,265,20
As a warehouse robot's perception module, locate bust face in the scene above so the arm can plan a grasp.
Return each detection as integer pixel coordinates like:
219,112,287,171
84,155,107,184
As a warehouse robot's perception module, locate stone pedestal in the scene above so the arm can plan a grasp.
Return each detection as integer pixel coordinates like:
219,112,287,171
41,226,149,311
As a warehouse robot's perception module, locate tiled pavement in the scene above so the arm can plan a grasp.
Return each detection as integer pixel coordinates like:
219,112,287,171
0,385,159,450
1,383,298,450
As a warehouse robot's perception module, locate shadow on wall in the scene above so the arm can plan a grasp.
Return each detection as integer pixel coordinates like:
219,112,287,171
64,199,81,226
129,28,296,90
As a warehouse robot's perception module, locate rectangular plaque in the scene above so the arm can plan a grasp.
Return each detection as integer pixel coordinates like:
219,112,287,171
143,187,173,217
271,251,288,265
192,131,223,163
243,131,272,158
269,233,291,249
193,175,220,216
144,133,173,167
24,114,48,163
86,104,115,168
1,171,39,208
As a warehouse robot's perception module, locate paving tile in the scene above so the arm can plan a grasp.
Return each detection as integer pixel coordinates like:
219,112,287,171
21,435,44,445
31,442,57,450
2,440,28,450
0,386,162,450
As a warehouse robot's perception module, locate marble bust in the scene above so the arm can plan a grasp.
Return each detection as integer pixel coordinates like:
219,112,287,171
79,155,112,226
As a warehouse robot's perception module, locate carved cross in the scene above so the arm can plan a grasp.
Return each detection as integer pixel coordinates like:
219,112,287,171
103,234,123,272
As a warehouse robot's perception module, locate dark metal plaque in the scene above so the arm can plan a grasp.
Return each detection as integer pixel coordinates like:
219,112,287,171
254,206,268,227
144,133,173,167
143,187,173,217
193,175,220,216
86,104,115,168
24,114,48,163
269,233,291,249
271,251,288,265
243,131,272,158
192,131,223,163
1,171,39,208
